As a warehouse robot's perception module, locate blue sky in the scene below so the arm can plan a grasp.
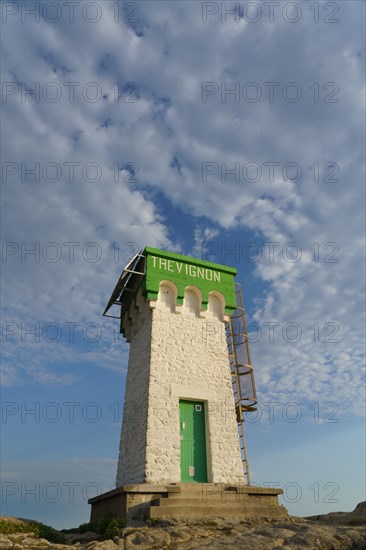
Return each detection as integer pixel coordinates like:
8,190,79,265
1,0,365,530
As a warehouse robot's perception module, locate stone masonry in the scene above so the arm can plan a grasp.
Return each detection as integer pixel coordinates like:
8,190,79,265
116,281,244,487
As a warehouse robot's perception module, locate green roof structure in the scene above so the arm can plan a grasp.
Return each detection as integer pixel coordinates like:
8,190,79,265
142,246,237,313
103,246,238,337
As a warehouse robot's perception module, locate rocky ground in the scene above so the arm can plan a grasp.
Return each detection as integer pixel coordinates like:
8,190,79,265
1,502,365,549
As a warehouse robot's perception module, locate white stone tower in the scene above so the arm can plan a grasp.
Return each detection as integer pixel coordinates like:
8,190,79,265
105,247,246,486
90,247,287,521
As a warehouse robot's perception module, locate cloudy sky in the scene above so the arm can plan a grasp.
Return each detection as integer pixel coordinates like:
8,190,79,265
1,0,365,529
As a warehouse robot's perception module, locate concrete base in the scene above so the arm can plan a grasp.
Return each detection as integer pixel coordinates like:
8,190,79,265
89,483,287,521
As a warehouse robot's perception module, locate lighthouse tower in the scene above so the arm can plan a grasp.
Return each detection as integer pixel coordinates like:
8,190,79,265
89,247,286,520
113,247,244,485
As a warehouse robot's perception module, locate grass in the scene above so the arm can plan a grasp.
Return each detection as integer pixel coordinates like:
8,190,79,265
0,519,65,543
0,514,126,543
78,514,125,538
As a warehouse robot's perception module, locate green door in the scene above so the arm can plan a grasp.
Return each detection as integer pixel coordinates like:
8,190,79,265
179,400,208,482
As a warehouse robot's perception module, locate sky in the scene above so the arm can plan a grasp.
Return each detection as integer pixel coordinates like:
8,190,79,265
1,0,365,530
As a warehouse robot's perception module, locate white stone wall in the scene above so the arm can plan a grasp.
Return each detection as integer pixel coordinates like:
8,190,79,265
116,284,244,487
116,292,152,487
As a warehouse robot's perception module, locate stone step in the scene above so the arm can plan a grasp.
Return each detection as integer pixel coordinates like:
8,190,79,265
156,494,259,505
168,491,242,500
148,504,287,519
166,484,283,496
167,483,237,492
167,490,239,496
153,498,278,509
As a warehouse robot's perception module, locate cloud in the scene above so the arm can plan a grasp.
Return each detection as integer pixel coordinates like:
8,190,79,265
1,1,364,418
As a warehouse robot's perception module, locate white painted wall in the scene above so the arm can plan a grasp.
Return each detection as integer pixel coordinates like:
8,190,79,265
116,284,244,487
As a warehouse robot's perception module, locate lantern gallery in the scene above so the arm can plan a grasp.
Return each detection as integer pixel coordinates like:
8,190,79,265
151,255,221,283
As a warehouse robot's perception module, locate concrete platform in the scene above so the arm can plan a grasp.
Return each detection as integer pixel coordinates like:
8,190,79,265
89,483,287,521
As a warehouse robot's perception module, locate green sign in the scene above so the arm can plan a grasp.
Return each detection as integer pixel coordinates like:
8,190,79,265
143,247,237,313
120,247,238,335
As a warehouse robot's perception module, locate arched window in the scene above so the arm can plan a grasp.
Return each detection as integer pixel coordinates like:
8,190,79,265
157,281,177,311
207,291,225,321
182,286,201,316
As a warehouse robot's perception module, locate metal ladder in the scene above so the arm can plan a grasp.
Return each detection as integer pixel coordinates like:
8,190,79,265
226,283,258,485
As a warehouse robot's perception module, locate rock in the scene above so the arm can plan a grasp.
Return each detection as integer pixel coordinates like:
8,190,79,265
1,505,366,549
354,502,366,514
85,540,118,549
306,500,366,526
167,527,192,542
0,534,13,548
64,531,100,544
124,529,171,549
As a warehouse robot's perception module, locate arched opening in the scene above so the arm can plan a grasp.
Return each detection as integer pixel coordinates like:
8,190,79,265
207,291,225,321
157,280,178,311
182,286,201,316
